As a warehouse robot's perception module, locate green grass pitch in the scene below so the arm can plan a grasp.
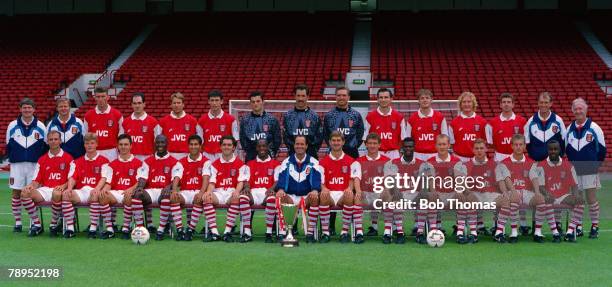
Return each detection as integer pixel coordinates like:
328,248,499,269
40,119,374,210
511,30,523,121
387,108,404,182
0,178,610,286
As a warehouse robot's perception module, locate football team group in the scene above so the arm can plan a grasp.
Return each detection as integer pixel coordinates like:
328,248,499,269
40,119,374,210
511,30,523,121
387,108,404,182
6,84,606,245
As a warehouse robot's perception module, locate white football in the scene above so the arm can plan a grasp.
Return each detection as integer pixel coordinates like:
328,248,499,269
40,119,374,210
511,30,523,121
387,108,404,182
427,229,445,247
131,227,150,245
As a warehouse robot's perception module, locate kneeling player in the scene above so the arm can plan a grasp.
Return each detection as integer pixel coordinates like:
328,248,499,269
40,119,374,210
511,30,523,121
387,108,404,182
319,131,362,243
21,131,73,237
537,140,584,242
244,140,281,243
62,133,109,238
202,136,250,242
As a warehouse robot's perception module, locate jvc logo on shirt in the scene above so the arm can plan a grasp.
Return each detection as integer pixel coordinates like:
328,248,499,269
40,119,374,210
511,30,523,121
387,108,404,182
172,134,186,142
380,132,393,140
187,177,200,185
502,137,511,144
118,178,131,185
81,177,96,185
330,177,344,185
49,173,62,180
551,183,561,191
512,179,525,187
208,135,222,142
249,133,267,141
463,134,476,141
419,134,434,141
337,128,351,135
151,175,166,183
132,136,144,143
254,177,269,185
96,130,109,137
220,178,233,186
293,129,309,136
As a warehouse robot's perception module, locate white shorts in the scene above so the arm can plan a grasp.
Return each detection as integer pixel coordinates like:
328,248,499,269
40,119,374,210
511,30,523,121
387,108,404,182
145,188,162,203
251,187,267,206
202,152,221,162
414,152,436,161
36,186,54,202
180,190,199,205
474,192,500,204
109,190,125,203
365,192,380,206
577,174,601,190
98,149,118,162
455,155,472,163
381,150,400,160
494,152,511,163
9,162,37,189
330,190,344,206
553,193,571,206
170,152,188,160
73,186,94,203
213,188,235,205
134,154,150,162
519,189,535,205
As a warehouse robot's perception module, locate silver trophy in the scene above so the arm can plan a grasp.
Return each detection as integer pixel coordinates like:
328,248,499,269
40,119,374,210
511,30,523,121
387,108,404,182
280,203,299,247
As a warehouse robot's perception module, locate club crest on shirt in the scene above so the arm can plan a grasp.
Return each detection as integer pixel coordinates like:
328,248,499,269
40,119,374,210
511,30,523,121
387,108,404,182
128,169,134,176
197,168,203,175
305,166,311,175
586,134,593,142
305,119,311,128
432,123,438,131
107,120,114,127
268,168,274,176
230,169,236,177
513,126,520,134
552,125,558,133
391,122,397,129
72,127,78,134
560,171,566,179
348,119,354,128
263,124,269,132
34,132,40,140
164,166,170,174
523,170,529,178
219,125,226,132
184,124,190,131
142,125,148,133
342,166,348,173
59,163,66,170
377,166,383,173
474,124,480,132
94,166,100,174
447,168,454,176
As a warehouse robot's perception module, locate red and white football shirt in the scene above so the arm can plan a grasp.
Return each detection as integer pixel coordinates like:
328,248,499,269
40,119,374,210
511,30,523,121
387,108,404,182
246,156,281,190
141,153,179,189
173,154,209,191
357,153,390,192
428,154,464,193
536,158,578,199
103,155,145,190
122,112,161,156
84,105,124,150
68,153,110,189
388,157,430,192
33,149,73,188
485,113,527,158
319,152,361,191
209,155,249,189
197,110,239,155
449,112,488,158
364,108,407,152
495,154,537,191
159,112,198,153
465,157,497,193
407,109,448,154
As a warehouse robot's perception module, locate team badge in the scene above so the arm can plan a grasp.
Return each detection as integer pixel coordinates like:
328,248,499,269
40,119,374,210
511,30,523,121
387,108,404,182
305,167,311,175
348,119,354,128
34,132,40,140
128,169,134,176
432,123,438,131
220,125,226,132
586,134,593,142
377,166,383,173
197,168,203,175
342,166,348,173
164,166,170,174
142,125,148,133
59,163,66,170
107,120,113,127
513,126,520,134
391,122,397,129
185,124,190,131
523,170,529,178
94,167,100,174
263,124,269,132
71,127,78,134
484,172,489,177
552,125,558,133
305,119,311,128
475,124,480,132
560,171,566,179
268,168,274,176
448,168,454,176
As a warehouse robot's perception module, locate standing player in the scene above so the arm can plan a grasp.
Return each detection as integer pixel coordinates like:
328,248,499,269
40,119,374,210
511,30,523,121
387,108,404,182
283,84,322,158
197,90,239,161
239,91,281,162
319,131,362,243
244,140,281,242
323,87,365,159
98,134,146,239
83,87,123,161
62,133,109,238
448,91,488,162
364,88,407,160
565,98,606,238
485,93,527,162
7,98,47,232
407,89,448,161
202,136,250,242
122,92,161,161
537,140,585,242
47,97,85,159
20,131,73,237
159,92,198,159
356,133,390,237
275,135,323,243
524,92,566,161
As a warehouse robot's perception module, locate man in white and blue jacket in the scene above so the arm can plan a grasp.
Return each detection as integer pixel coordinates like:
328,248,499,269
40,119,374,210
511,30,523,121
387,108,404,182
6,98,47,232
46,97,86,159
565,98,606,239
524,92,567,161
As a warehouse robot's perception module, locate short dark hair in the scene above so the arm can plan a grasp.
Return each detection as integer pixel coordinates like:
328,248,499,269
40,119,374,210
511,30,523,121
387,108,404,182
294,84,310,96
499,92,514,102
249,91,264,100
294,135,309,146
208,90,223,99
94,87,108,94
19,98,35,108
417,88,433,99
188,134,202,145
220,135,237,147
547,139,561,148
365,133,381,143
402,137,415,145
118,133,132,144
336,86,350,94
377,88,393,98
132,92,145,103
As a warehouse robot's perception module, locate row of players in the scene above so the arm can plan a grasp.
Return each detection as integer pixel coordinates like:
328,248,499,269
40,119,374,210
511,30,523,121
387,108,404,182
7,85,606,241
16,128,595,245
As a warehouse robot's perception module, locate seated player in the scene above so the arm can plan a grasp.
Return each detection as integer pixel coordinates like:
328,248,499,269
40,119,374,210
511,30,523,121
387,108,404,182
131,135,181,241
276,136,322,243
356,133,390,237
98,134,145,239
536,140,585,242
382,137,433,244
244,140,281,243
495,134,549,243
62,133,110,238
21,130,73,237
202,136,250,243
427,134,466,240
319,131,362,243
177,135,211,241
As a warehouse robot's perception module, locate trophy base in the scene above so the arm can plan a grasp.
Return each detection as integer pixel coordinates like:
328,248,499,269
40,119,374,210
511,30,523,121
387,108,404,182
281,239,299,247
